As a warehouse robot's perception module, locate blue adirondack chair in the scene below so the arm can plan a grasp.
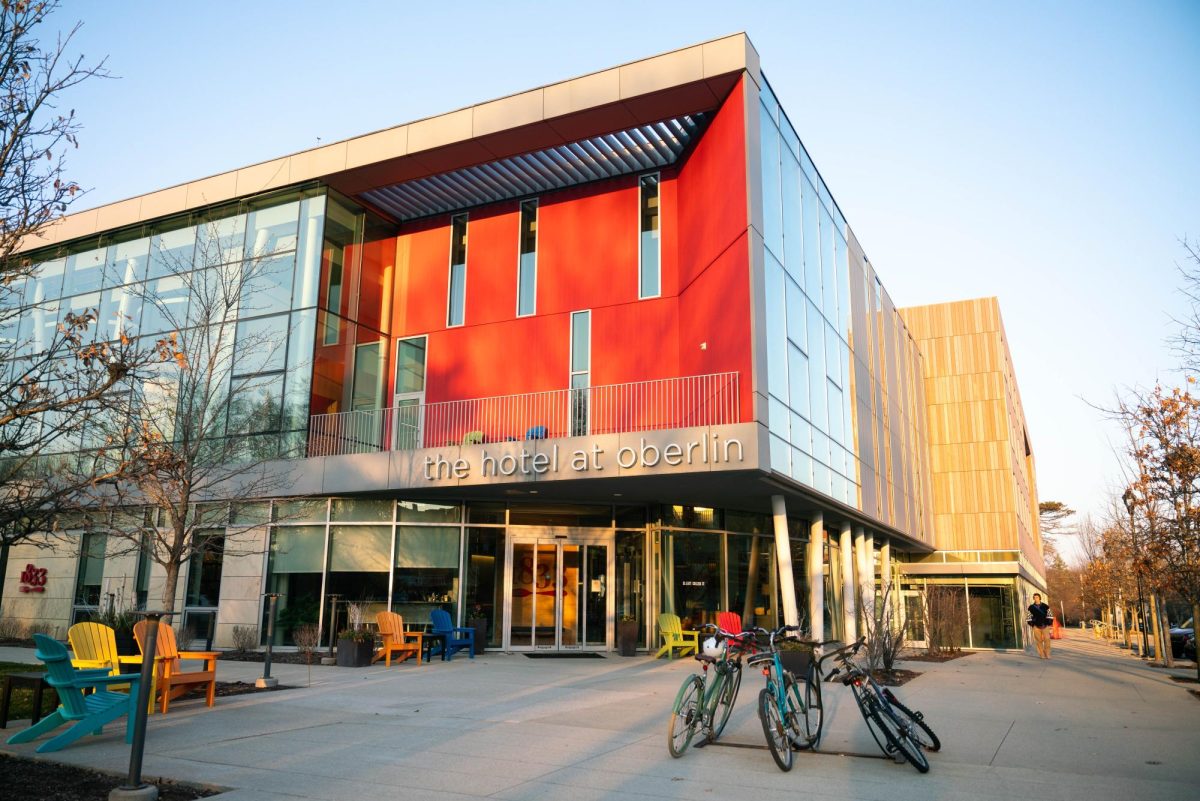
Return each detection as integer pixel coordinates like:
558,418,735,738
429,609,475,660
6,634,142,754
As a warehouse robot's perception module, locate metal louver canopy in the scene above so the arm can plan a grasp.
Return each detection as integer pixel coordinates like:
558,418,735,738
361,113,709,221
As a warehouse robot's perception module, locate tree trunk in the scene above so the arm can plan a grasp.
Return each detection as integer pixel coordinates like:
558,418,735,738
1159,596,1174,668
161,561,181,616
1193,602,1199,682
1121,605,1131,649
1149,593,1162,662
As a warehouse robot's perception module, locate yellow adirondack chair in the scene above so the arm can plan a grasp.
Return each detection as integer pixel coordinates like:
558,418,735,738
373,611,422,667
655,613,699,659
134,620,218,713
67,622,142,675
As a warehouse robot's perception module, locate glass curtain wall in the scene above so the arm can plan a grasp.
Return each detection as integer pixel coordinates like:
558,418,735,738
757,77,931,541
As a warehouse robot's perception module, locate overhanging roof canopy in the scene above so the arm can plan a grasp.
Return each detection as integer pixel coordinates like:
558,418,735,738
360,113,709,221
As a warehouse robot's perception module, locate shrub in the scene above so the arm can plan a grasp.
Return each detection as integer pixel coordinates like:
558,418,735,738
232,625,259,652
922,586,969,655
0,617,28,641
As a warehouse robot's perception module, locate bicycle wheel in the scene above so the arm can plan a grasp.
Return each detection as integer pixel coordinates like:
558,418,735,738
800,667,823,748
668,675,704,758
710,662,742,741
758,687,794,772
886,695,940,752
867,703,930,773
856,687,894,756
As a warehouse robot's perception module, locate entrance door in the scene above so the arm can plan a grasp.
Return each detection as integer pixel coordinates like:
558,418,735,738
505,532,612,650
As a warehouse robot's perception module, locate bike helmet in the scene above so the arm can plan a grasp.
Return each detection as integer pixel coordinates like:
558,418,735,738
701,636,725,659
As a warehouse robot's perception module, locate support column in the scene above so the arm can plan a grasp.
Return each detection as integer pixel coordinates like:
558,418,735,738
809,513,825,642
839,522,856,642
771,495,799,627
863,531,876,625
853,526,867,628
879,538,892,628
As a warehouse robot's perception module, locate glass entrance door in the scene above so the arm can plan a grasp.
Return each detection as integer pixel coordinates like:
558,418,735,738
505,533,612,650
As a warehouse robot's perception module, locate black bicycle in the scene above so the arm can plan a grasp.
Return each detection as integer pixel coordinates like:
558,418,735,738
822,637,939,773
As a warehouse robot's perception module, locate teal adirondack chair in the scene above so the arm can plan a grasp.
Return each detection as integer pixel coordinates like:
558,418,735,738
6,633,142,753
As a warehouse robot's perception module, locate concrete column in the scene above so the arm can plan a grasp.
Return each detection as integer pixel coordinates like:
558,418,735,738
879,538,893,632
839,522,855,642
809,513,825,642
771,495,799,627
853,526,867,628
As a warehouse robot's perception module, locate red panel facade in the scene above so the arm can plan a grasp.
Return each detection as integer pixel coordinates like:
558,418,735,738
384,77,753,426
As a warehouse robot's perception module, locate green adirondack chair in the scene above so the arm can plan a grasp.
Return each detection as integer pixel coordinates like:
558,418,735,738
655,613,699,659
6,633,142,753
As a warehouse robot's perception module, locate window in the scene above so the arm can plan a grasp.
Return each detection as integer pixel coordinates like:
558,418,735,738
394,336,427,449
517,200,538,316
447,214,468,326
73,532,107,607
638,174,660,298
570,310,590,436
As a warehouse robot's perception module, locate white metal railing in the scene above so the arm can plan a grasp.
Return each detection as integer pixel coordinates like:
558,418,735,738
307,372,740,457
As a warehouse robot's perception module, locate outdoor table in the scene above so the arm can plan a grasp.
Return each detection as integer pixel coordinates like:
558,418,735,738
422,633,447,662
0,671,56,728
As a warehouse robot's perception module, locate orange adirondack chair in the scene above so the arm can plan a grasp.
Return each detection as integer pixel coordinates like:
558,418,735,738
374,611,422,667
133,620,218,713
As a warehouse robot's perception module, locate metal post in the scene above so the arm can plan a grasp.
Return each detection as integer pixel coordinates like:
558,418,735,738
257,593,280,689
111,610,170,801
326,594,342,658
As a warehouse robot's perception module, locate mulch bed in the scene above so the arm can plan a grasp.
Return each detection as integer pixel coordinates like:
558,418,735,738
901,651,973,663
217,650,315,665
0,754,219,800
1190,690,1200,703
868,668,922,686
214,680,296,697
1168,675,1200,685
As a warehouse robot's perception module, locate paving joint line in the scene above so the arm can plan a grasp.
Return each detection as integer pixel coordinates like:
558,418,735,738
989,719,1015,766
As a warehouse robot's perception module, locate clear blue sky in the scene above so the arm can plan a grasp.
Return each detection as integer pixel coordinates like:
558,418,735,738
52,1,1200,554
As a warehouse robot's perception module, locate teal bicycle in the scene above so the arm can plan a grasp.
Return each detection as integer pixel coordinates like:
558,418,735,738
666,623,751,757
746,625,832,772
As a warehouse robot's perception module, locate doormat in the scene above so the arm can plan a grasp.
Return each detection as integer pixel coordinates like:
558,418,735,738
524,652,606,659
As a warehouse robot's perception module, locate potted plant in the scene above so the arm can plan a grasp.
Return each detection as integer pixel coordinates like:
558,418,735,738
335,628,375,667
467,604,488,652
617,614,639,657
776,637,815,678
335,602,375,667
95,605,139,656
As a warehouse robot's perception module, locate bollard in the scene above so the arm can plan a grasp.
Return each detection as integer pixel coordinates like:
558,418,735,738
110,610,171,801
257,593,280,689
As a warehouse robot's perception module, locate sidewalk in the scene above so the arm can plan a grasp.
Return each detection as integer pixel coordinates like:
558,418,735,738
2,630,1197,800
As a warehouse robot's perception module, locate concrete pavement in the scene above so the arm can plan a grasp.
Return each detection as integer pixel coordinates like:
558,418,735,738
2,630,1197,800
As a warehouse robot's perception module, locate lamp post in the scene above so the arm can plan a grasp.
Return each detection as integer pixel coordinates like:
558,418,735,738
257,593,280,689
110,610,171,801
1122,488,1149,659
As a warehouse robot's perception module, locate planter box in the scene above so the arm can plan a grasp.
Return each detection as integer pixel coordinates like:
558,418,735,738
468,619,488,652
778,648,813,678
336,639,374,668
617,620,639,657
114,631,140,657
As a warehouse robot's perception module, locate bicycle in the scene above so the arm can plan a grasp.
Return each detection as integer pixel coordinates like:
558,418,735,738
746,625,829,771
822,637,939,773
666,623,750,757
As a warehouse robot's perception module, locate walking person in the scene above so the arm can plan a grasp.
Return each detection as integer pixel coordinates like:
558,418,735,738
1028,593,1053,659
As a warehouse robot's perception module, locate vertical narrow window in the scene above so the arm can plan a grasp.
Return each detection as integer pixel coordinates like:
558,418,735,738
393,335,427,450
517,199,538,316
569,310,591,436
638,174,660,299
447,214,468,326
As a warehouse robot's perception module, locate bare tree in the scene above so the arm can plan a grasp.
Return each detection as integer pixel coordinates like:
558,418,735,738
110,218,297,612
0,4,167,551
859,582,904,673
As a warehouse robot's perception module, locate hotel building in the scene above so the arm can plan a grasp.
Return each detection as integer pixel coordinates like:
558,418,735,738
0,34,1044,653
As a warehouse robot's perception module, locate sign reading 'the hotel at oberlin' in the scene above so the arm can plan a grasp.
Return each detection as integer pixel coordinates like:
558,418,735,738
423,429,751,481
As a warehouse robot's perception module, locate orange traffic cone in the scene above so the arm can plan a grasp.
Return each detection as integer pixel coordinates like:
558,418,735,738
1050,617,1063,640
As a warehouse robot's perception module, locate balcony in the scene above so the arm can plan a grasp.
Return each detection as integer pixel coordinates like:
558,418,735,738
307,372,740,458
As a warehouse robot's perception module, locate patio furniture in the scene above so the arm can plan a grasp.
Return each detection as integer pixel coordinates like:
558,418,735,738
462,430,484,446
0,671,55,729
422,633,447,663
5,634,141,754
655,613,699,659
525,425,547,439
429,609,475,660
373,611,423,666
67,622,141,676
134,620,217,713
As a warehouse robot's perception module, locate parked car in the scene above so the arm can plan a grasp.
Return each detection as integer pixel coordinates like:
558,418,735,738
1169,617,1193,659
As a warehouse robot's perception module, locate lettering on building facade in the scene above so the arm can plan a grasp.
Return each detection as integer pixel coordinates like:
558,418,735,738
19,564,48,593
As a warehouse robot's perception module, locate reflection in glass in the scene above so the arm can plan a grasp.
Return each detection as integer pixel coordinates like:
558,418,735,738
148,226,196,278
246,200,300,257
395,336,426,394
447,213,467,326
639,174,660,298
265,525,325,645
666,531,722,627
518,199,537,316
464,527,504,647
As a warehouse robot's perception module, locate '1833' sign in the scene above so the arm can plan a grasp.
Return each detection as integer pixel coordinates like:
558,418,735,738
19,564,47,593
